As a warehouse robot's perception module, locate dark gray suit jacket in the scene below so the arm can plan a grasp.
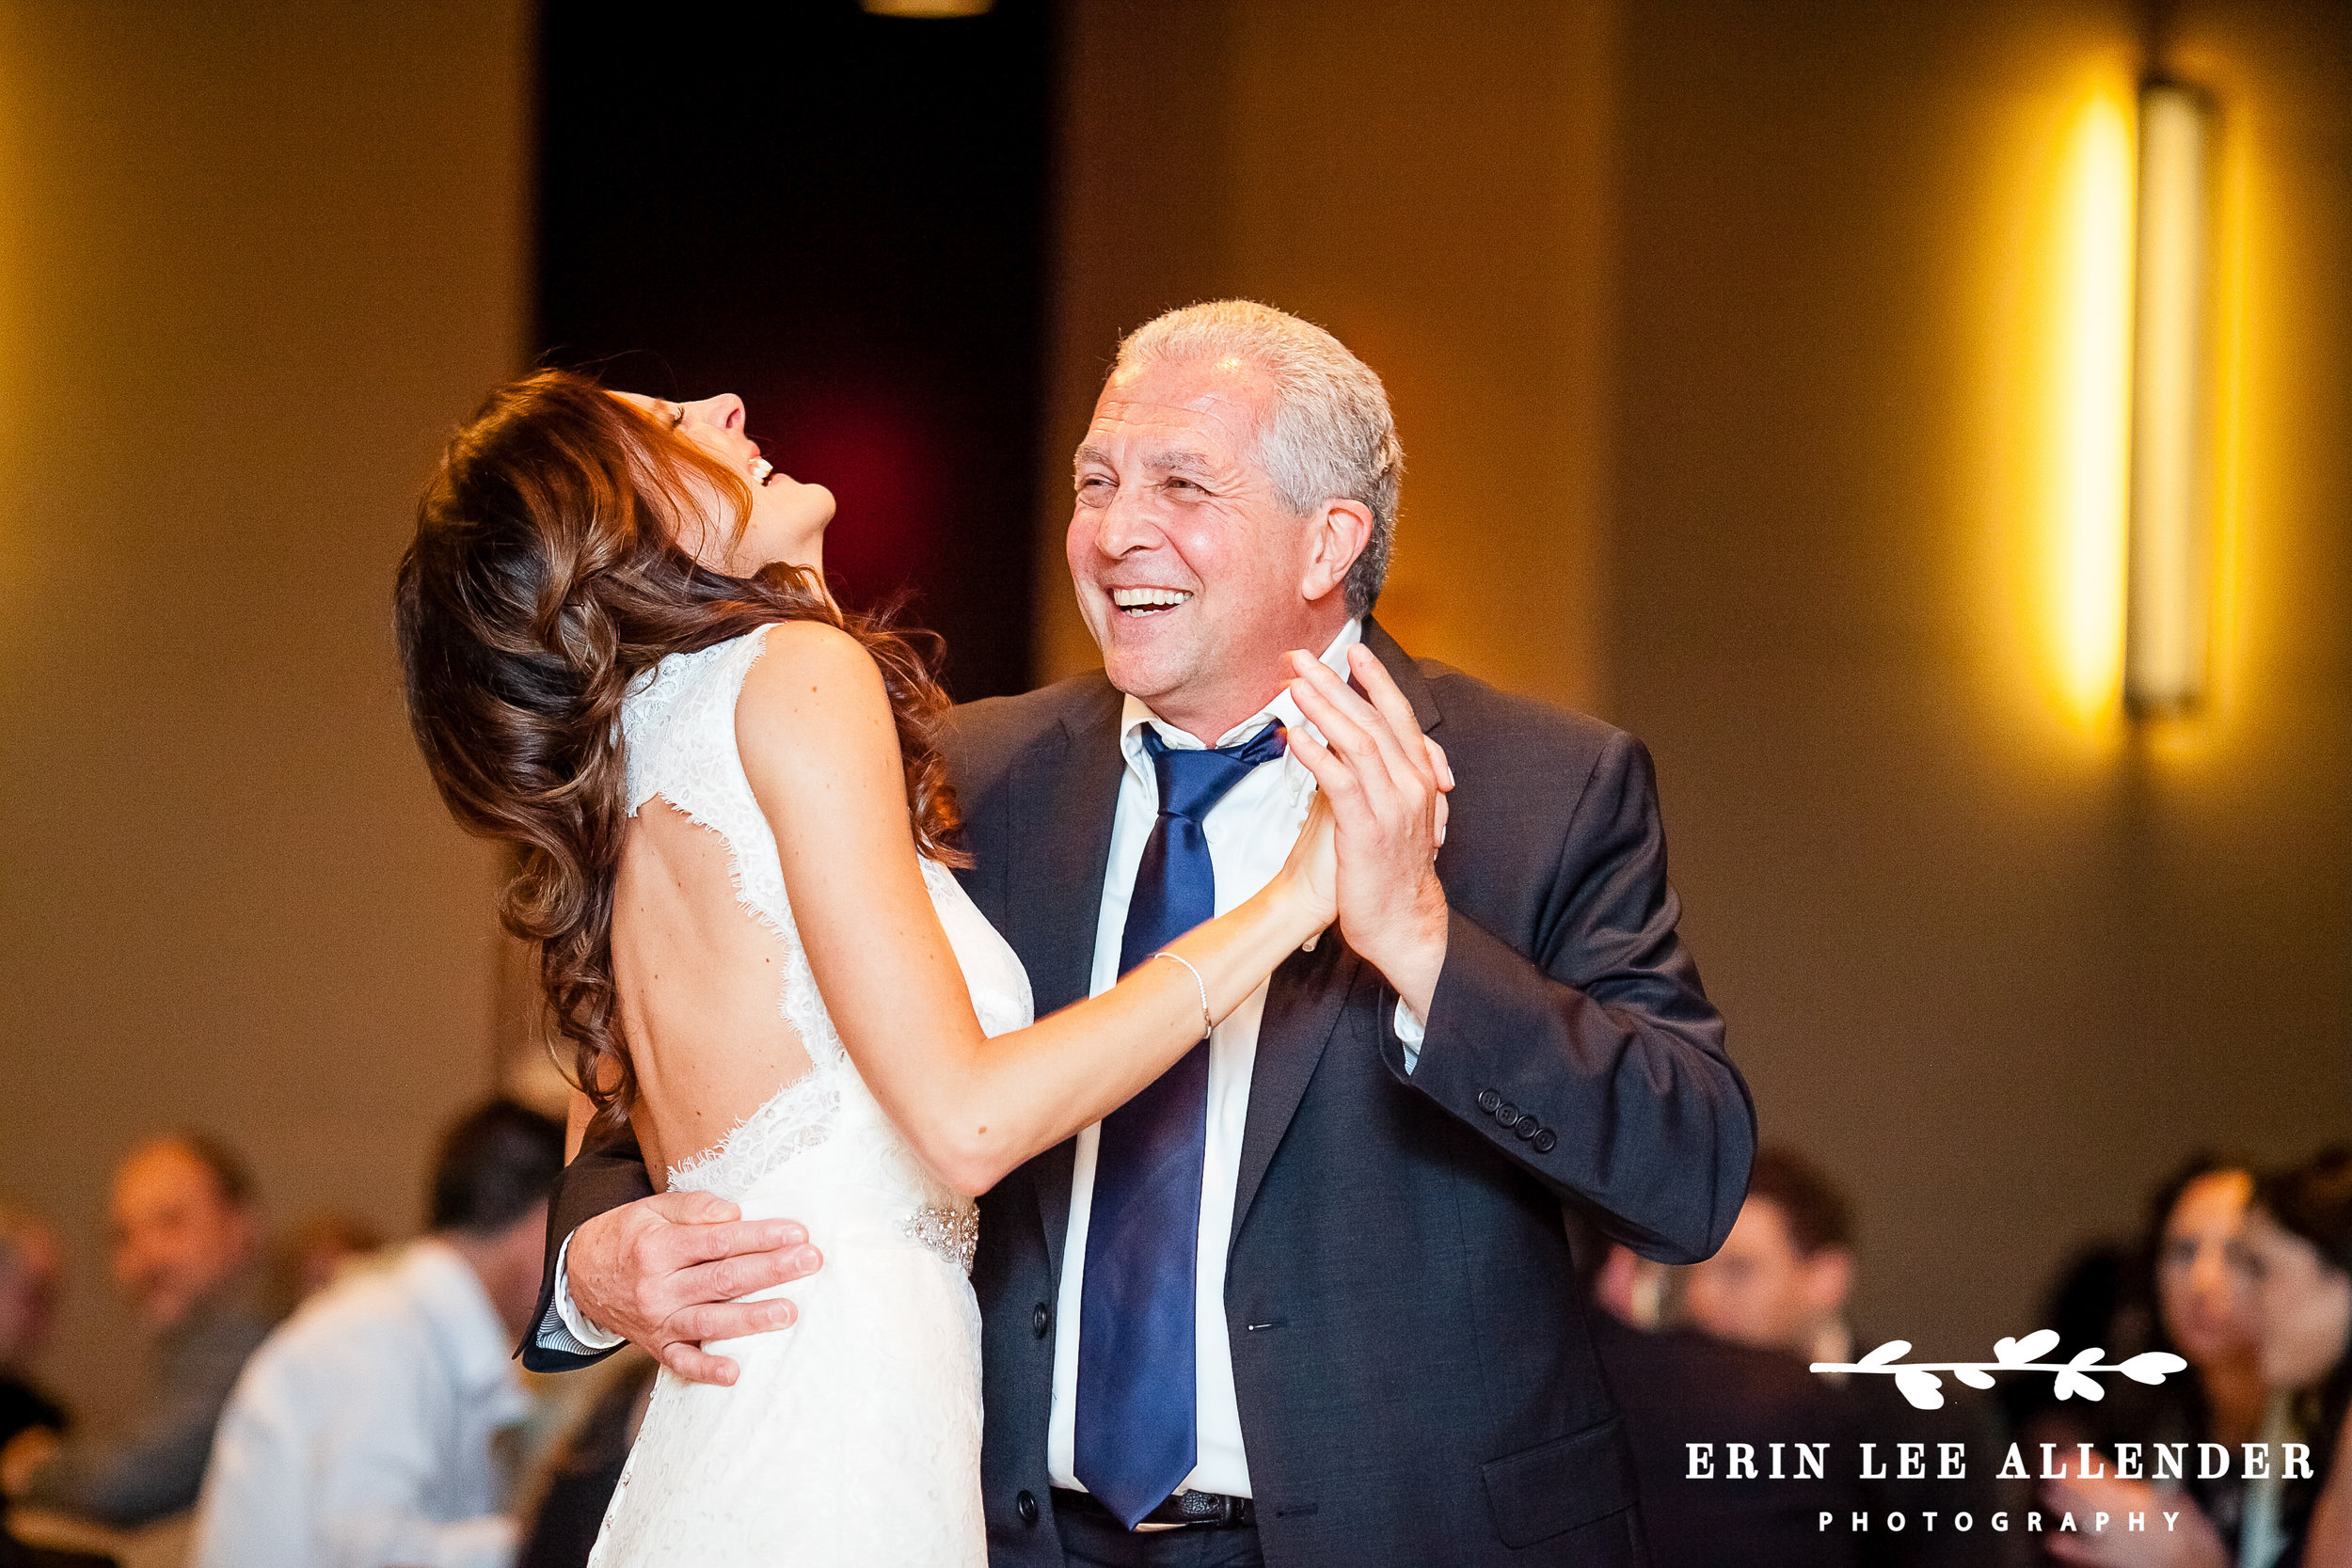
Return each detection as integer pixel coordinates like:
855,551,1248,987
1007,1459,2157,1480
528,619,1756,1566
22,1274,272,1528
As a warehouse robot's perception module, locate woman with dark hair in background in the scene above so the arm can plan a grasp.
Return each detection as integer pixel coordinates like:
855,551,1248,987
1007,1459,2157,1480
2094,1158,2267,1549
394,370,1350,1565
2151,1159,2272,1456
2046,1148,2352,1568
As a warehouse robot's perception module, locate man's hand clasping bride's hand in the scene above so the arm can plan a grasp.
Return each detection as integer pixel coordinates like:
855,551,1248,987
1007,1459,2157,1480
1283,645,1454,1019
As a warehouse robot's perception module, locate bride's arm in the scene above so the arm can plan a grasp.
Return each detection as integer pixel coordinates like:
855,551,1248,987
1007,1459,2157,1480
739,621,1332,1197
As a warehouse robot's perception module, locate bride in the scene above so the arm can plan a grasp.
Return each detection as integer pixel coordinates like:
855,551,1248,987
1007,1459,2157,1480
392,370,1338,1565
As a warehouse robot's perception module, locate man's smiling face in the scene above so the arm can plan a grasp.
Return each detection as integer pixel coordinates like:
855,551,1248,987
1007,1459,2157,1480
1068,356,1351,740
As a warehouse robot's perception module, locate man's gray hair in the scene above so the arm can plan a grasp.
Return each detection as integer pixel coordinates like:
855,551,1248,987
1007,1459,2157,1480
1113,300,1404,617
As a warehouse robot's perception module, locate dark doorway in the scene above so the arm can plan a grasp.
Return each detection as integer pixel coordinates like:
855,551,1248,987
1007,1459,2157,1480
536,0,1055,700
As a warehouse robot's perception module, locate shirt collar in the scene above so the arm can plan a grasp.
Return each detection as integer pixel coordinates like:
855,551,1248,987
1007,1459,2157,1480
1119,619,1362,770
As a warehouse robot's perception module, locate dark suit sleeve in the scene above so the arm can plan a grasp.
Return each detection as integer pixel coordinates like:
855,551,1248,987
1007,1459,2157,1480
1399,729,1755,1263
518,1125,658,1372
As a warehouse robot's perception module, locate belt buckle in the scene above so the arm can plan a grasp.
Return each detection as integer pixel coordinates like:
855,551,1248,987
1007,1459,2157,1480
1155,1489,1248,1529
1135,1489,1207,1532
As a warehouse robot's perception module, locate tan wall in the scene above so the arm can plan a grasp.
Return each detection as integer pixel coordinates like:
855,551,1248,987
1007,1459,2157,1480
1042,0,2351,1353
0,0,529,1422
1604,0,2350,1354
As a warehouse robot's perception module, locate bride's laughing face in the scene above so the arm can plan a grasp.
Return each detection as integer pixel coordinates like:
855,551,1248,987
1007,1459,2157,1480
612,390,835,577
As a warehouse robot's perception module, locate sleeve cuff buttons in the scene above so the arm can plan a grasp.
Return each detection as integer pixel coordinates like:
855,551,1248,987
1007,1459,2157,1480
1473,1088,1556,1155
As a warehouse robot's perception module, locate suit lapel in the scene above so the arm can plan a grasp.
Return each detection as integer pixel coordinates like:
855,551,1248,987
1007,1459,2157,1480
1231,935,1364,1246
1004,677,1125,1012
1005,676,1126,1276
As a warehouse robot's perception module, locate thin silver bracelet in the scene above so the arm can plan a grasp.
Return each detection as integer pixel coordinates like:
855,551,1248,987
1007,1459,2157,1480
1151,951,1214,1040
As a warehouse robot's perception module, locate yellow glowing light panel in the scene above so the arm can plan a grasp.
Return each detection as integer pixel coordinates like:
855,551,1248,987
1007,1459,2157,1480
2125,84,2216,714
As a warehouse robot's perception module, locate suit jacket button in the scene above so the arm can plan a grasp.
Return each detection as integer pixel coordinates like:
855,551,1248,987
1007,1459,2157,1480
1532,1129,1558,1154
1514,1117,1540,1141
1017,1490,1040,1526
1032,1302,1051,1339
1495,1101,1520,1127
1475,1088,1502,1114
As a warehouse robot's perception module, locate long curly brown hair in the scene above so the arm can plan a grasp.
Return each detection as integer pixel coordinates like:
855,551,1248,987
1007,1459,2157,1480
395,369,962,1141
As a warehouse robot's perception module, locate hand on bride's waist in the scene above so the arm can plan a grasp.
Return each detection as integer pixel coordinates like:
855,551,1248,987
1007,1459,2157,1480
570,1190,824,1386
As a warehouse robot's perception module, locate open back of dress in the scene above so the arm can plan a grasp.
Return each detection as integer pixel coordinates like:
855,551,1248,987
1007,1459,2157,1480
588,624,1033,1568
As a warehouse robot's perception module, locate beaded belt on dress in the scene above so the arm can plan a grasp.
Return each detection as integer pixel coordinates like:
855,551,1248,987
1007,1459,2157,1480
903,1202,978,1272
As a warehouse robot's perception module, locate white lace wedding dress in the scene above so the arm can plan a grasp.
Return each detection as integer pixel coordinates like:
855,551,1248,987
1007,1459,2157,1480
586,625,1033,1568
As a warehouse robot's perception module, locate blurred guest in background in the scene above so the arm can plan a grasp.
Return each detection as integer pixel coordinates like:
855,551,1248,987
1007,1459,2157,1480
0,1209,67,1451
1590,1224,1674,1331
2,1133,269,1528
2241,1148,2352,1567
1684,1146,2013,1567
263,1211,387,1320
1685,1147,1856,1367
2042,1157,2265,1560
0,1500,117,1568
513,1350,657,1568
192,1099,564,1568
2043,1147,2352,1568
1569,1196,1875,1568
2006,1243,2139,1457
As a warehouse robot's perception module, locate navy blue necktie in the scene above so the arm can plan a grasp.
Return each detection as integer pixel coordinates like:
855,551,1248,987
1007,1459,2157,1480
1074,721,1288,1528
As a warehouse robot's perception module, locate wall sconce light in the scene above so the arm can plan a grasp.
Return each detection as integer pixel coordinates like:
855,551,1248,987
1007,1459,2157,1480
2123,82,2216,715
862,0,994,14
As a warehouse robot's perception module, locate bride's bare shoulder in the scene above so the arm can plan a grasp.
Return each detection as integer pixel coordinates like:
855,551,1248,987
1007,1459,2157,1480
736,619,898,768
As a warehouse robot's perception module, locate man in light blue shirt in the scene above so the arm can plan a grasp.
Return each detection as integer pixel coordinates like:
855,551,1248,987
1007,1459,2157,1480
194,1101,563,1568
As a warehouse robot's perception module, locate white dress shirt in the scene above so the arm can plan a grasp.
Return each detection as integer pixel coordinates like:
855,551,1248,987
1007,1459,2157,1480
1047,619,1422,1499
196,1239,532,1568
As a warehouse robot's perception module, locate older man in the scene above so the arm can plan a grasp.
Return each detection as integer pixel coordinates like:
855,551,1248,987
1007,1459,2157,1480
534,301,1756,1566
5,1134,271,1528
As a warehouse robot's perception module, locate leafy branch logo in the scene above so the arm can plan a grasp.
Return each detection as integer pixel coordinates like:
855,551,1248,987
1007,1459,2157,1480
1810,1330,2188,1411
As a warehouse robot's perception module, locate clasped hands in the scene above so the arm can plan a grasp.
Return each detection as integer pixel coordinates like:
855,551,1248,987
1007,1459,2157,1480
571,644,1452,1384
1281,643,1453,1021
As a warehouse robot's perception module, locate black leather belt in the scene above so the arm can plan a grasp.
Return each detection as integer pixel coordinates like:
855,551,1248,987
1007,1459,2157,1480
1053,1487,1257,1529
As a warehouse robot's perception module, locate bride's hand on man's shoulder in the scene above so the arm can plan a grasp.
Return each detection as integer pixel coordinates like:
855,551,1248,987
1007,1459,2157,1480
570,1190,824,1386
